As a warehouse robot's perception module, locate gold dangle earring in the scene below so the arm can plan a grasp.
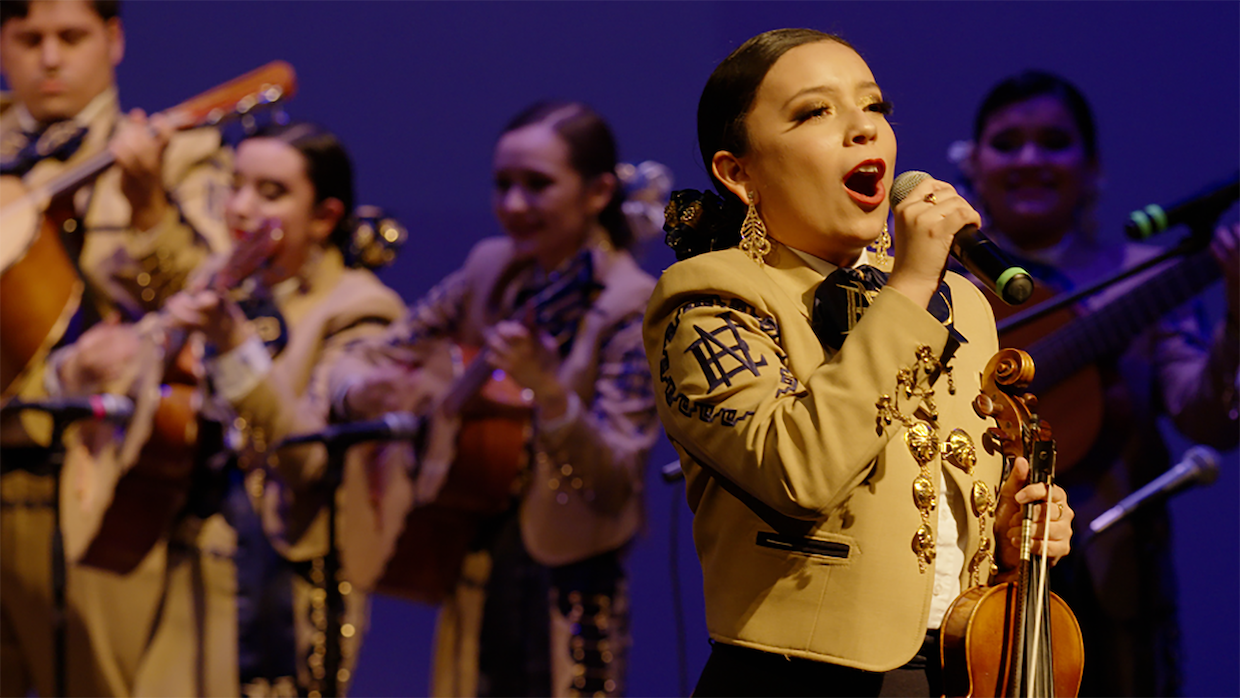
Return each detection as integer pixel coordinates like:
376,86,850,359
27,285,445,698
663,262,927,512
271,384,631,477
871,221,893,271
738,191,771,265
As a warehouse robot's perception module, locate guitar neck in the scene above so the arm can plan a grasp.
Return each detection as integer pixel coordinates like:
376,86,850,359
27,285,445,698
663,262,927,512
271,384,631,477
440,346,495,415
1027,248,1220,392
32,150,117,204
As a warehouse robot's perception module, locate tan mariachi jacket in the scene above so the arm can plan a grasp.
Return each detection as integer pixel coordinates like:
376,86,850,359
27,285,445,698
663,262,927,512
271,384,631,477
230,246,407,560
642,241,1004,672
339,236,660,567
1,88,231,445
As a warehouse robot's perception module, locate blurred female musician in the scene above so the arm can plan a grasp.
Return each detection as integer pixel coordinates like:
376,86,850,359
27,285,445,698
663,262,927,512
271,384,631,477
336,101,659,697
55,121,406,696
957,70,1239,696
642,29,1074,696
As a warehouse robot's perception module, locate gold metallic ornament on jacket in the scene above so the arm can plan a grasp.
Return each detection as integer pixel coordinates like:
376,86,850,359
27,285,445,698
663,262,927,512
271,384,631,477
905,422,940,465
942,428,977,474
738,192,771,265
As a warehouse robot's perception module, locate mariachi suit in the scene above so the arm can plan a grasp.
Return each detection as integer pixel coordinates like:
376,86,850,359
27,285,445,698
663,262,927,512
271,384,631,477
0,88,230,697
221,245,406,696
642,240,1006,673
336,236,659,697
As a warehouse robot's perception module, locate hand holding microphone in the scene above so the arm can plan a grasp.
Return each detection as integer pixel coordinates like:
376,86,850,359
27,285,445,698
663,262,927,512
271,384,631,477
890,171,1034,306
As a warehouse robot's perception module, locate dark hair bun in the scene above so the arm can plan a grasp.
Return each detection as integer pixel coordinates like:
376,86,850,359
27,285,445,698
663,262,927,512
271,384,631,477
663,189,746,261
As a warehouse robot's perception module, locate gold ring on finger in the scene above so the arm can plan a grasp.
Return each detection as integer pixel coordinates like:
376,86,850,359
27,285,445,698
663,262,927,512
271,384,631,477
1056,501,1064,520
923,192,938,205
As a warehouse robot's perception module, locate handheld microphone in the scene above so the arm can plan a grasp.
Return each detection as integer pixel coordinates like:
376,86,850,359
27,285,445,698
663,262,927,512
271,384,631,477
1125,171,1239,240
278,411,422,449
1088,446,1221,536
1,394,135,422
890,171,1034,305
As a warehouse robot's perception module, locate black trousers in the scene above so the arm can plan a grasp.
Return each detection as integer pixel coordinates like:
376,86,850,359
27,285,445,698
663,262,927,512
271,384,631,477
693,631,941,697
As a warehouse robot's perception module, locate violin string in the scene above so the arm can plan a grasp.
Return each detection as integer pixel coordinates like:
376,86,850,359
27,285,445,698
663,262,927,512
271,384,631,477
1028,486,1053,698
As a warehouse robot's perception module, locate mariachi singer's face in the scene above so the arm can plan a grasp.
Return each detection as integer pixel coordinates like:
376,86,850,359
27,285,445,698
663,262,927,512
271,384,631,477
714,40,897,267
0,0,123,122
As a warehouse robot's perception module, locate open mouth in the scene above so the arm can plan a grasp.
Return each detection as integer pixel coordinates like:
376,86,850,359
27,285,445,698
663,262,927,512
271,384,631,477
843,160,886,207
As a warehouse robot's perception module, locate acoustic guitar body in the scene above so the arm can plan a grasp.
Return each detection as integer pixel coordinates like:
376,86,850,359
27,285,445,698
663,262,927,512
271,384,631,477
340,342,530,603
63,383,201,573
0,176,84,400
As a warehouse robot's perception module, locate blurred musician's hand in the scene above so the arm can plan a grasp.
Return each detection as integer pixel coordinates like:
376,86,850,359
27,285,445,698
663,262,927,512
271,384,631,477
485,320,569,420
111,109,174,232
58,315,141,394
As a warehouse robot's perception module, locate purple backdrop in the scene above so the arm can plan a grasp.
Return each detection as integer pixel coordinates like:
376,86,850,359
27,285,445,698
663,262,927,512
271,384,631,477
36,1,1240,695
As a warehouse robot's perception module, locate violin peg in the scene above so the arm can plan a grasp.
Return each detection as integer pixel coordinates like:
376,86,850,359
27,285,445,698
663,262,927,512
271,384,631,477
972,393,995,418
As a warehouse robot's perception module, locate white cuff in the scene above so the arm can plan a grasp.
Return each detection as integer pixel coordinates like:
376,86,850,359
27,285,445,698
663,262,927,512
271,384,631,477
538,391,581,437
208,335,272,403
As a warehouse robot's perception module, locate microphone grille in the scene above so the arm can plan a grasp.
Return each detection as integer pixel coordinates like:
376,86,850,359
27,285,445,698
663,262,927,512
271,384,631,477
890,170,931,207
1184,445,1221,486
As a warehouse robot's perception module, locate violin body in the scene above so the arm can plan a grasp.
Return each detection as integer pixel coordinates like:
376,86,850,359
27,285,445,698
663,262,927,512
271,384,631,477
940,582,1084,697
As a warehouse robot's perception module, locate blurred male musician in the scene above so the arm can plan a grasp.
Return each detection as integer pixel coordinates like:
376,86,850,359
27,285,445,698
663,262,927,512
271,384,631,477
958,70,1238,696
0,1,230,695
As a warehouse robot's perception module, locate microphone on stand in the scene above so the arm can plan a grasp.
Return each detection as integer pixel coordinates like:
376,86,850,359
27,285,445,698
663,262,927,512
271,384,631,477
1,394,135,422
277,411,422,450
1125,171,1239,240
890,171,1034,306
1088,446,1221,536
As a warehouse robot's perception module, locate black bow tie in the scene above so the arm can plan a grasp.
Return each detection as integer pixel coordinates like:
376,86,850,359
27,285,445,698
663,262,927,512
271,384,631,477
812,265,967,351
0,120,88,177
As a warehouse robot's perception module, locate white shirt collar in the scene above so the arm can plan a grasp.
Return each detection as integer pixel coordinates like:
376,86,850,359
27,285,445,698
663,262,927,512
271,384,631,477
787,246,875,278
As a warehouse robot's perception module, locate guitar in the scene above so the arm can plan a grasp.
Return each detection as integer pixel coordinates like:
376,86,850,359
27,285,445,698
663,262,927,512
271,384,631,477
61,221,283,574
0,61,297,401
334,252,601,601
990,234,1225,476
940,348,1084,697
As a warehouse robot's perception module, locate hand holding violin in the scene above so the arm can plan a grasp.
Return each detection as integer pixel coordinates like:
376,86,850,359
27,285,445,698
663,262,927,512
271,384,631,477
163,288,251,354
994,456,1074,577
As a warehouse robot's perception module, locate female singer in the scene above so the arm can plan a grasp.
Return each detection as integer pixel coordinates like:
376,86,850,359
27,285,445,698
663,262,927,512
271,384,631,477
643,29,1075,696
55,121,406,695
335,101,659,697
957,70,1239,696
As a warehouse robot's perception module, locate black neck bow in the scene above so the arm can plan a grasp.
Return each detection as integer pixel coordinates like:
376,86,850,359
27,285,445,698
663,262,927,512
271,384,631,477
812,264,967,351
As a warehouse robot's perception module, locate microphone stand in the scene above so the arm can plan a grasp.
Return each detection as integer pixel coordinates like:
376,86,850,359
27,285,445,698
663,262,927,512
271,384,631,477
998,225,1213,335
1,404,77,698
319,443,348,698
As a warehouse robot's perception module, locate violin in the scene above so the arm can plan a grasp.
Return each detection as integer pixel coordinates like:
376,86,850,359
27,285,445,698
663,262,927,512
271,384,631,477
939,348,1084,697
60,221,284,574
